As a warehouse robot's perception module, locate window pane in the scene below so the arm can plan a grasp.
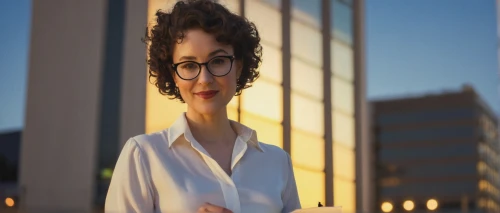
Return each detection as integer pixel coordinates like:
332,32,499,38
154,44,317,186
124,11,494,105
292,58,323,100
333,143,355,180
246,0,282,47
334,177,355,213
291,21,322,67
147,0,186,133
331,40,354,81
260,43,282,83
380,181,476,197
331,0,353,44
292,94,324,136
218,0,239,14
295,167,325,208
292,130,325,171
228,95,239,108
242,80,282,122
379,143,476,162
376,108,476,126
333,111,355,149
227,105,239,122
292,0,321,29
339,0,353,5
148,0,177,22
259,0,280,9
392,162,476,179
378,126,475,144
146,86,186,133
240,112,283,148
332,76,354,114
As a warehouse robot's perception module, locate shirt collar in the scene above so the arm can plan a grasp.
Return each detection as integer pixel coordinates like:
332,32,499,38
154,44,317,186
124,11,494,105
166,113,264,152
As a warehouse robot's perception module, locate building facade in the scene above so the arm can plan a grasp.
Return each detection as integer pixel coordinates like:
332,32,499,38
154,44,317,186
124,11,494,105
19,0,370,212
0,130,21,211
372,86,500,213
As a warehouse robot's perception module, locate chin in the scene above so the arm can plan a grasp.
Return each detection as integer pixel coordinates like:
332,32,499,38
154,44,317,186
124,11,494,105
193,104,225,116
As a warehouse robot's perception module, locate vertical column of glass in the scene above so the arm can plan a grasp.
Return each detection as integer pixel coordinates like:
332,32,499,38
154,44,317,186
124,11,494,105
331,0,356,212
146,0,185,133
145,0,240,133
241,0,284,148
220,0,241,122
290,0,325,208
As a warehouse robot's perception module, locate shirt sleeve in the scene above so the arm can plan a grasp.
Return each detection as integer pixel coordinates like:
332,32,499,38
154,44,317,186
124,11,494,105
282,152,301,213
105,138,155,213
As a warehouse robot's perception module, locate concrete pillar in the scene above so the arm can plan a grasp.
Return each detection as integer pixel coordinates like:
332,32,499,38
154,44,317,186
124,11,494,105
19,0,147,212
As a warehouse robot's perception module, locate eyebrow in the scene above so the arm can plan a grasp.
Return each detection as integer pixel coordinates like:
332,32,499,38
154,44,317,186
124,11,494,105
178,49,230,61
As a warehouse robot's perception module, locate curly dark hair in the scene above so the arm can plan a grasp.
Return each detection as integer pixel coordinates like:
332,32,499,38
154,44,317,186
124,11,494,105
144,0,262,102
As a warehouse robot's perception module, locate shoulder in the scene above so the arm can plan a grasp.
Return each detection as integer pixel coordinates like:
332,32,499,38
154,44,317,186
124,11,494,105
256,142,292,163
258,142,287,154
124,130,169,155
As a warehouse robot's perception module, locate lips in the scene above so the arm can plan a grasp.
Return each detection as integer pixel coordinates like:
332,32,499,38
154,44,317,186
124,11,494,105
194,90,218,99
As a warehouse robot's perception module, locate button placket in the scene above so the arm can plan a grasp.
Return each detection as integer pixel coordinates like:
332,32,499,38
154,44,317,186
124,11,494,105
189,139,244,213
200,153,241,213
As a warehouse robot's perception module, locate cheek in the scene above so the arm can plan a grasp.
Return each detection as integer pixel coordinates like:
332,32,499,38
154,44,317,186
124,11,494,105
225,75,238,91
177,82,193,97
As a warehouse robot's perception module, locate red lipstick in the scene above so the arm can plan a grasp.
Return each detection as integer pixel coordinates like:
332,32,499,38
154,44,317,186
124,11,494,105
194,90,218,99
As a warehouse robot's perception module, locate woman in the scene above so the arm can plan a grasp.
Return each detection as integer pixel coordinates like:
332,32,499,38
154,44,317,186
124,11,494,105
105,0,301,212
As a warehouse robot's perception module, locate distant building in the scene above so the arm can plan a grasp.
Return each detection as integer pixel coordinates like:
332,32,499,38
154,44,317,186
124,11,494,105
372,85,500,213
0,130,21,182
0,130,21,210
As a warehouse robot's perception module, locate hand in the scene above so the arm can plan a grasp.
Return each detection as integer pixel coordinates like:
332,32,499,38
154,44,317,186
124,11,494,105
197,202,233,213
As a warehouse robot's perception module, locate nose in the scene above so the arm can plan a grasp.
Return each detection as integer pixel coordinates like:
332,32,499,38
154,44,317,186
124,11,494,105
197,64,214,85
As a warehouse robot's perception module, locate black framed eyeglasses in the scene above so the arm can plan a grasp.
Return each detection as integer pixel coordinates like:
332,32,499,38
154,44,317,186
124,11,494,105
171,55,235,80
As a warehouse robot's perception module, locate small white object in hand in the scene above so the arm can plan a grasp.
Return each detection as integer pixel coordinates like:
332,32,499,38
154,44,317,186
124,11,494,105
291,206,342,213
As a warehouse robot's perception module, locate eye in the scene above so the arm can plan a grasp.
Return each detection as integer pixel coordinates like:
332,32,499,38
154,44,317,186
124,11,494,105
213,59,224,64
180,62,198,70
210,57,228,66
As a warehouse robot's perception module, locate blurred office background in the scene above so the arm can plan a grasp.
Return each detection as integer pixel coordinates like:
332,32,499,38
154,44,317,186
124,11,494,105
0,0,499,213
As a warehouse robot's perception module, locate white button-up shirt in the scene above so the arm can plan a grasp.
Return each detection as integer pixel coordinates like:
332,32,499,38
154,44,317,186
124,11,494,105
105,113,301,213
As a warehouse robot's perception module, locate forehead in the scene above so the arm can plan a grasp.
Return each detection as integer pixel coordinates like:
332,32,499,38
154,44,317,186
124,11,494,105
173,29,233,59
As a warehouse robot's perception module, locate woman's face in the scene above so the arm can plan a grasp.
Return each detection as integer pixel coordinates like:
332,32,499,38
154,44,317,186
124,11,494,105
172,28,241,116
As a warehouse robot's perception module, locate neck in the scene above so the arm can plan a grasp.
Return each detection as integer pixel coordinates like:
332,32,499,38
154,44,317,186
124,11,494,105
185,108,236,145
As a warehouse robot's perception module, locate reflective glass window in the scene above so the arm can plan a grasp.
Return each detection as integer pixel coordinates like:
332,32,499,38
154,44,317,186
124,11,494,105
291,94,324,136
294,167,325,208
260,0,280,9
376,108,476,126
332,76,354,114
381,181,476,197
227,105,239,122
333,111,355,148
292,130,325,171
246,0,282,46
240,112,283,148
334,143,355,180
331,0,352,44
378,126,475,143
334,177,355,213
392,162,477,178
242,80,282,122
291,21,322,67
291,0,321,29
331,40,354,81
260,43,283,83
292,59,323,100
379,143,476,161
